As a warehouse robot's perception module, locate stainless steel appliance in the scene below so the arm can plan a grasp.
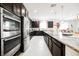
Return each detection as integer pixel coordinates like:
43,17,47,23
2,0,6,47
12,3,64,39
23,17,30,52
0,7,21,56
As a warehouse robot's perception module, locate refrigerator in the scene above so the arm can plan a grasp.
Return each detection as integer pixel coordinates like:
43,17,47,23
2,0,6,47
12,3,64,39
21,16,30,52
24,17,30,51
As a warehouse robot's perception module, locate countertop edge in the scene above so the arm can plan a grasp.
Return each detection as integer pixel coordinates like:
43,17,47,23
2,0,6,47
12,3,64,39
44,31,79,53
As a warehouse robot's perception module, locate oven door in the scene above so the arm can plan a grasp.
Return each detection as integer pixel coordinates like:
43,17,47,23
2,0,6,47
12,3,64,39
1,36,21,56
2,16,21,38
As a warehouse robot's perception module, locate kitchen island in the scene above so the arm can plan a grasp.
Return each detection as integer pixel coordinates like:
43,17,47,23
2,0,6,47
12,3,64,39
44,31,79,56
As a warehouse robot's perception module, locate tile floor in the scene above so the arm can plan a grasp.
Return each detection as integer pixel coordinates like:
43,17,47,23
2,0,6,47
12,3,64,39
19,36,52,56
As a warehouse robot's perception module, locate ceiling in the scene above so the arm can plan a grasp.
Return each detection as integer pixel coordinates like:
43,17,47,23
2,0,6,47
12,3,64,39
24,3,79,21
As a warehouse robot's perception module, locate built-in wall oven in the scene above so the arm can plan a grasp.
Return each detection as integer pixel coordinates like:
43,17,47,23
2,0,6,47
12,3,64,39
0,7,21,56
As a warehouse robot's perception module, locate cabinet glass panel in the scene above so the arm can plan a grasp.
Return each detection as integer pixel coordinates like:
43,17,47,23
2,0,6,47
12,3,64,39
48,21,53,28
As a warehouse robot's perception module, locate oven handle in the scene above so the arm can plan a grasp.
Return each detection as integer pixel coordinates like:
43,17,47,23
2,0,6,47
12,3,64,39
1,39,5,56
3,15,21,23
4,34,21,41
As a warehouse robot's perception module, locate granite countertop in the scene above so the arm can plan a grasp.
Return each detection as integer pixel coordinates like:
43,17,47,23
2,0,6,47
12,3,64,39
44,31,79,53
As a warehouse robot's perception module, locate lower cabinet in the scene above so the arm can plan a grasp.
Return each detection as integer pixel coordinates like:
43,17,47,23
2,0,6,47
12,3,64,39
48,37,52,52
30,31,44,36
44,34,49,46
44,32,65,56
52,42,61,56
51,38,65,56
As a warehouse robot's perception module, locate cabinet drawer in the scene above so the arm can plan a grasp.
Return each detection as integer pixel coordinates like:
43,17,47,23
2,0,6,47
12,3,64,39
48,38,52,51
52,43,61,56
52,38,62,47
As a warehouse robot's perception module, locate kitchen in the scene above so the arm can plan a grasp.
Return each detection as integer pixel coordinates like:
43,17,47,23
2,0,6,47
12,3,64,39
0,3,79,56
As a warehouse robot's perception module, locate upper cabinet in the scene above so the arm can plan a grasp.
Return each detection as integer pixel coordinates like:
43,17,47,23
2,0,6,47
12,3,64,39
0,3,27,17
32,21,39,28
20,4,27,17
13,3,21,17
48,21,53,28
13,3,27,17
0,3,13,12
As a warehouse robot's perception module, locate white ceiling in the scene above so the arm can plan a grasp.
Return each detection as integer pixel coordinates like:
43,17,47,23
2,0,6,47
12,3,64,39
24,3,79,21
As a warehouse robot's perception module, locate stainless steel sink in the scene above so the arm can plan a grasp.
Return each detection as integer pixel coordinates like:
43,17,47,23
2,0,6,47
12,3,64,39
62,33,73,36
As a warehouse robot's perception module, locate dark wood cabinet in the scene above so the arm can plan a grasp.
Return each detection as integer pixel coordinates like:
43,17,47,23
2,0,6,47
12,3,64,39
20,4,26,17
44,35,47,43
51,38,65,56
0,3,13,12
48,21,53,28
13,3,27,17
13,3,21,16
32,21,35,28
44,32,65,56
52,42,61,56
0,14,1,56
0,3,27,17
46,35,48,46
30,31,44,36
48,37,52,52
44,34,50,49
44,34,49,46
32,21,39,28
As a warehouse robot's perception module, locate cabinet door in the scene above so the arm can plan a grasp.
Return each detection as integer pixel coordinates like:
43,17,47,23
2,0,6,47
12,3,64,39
21,4,26,17
32,21,39,28
44,35,47,44
44,35,46,43
1,3,13,12
13,3,21,16
0,14,1,56
36,21,39,28
32,21,36,28
52,43,61,56
51,38,65,56
48,37,52,52
45,35,48,46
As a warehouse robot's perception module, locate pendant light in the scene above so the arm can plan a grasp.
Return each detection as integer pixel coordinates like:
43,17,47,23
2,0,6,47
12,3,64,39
61,5,64,20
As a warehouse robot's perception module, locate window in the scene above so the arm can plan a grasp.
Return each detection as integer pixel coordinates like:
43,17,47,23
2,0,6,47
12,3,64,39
32,21,39,28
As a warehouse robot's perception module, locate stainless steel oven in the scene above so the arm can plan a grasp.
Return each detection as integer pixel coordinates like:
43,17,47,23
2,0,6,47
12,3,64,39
0,7,21,56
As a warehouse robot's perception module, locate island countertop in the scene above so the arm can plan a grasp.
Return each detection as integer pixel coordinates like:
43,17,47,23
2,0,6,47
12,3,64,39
44,31,79,53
